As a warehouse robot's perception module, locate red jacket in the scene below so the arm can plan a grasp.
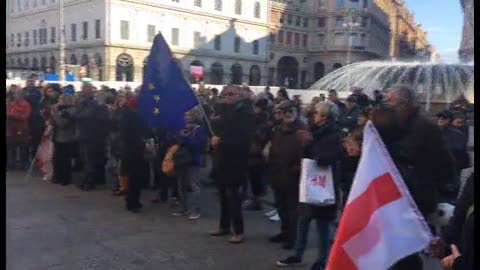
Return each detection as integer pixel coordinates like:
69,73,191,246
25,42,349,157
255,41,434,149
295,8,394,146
7,99,32,143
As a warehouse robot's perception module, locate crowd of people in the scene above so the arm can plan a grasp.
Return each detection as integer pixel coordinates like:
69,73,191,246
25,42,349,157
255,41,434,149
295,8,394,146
6,76,473,270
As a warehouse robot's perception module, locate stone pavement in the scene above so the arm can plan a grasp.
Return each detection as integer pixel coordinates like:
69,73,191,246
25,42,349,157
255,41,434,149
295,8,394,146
6,171,442,270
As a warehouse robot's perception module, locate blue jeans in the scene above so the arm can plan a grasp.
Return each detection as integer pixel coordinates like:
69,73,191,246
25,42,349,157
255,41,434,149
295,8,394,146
293,215,332,266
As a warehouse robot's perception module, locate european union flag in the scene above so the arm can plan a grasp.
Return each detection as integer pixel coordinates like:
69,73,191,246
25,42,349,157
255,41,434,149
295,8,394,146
138,32,198,131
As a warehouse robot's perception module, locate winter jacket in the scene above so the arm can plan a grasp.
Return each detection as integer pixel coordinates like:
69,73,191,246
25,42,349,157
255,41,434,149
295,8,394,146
378,113,455,218
442,125,470,171
73,97,109,143
177,123,207,167
339,155,360,202
211,100,256,186
339,105,361,132
298,120,343,220
23,87,44,139
118,107,151,163
7,99,32,144
51,105,77,143
248,112,272,168
268,119,308,192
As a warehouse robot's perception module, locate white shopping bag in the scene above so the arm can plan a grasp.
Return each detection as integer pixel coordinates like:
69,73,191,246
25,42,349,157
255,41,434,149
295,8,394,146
299,158,336,206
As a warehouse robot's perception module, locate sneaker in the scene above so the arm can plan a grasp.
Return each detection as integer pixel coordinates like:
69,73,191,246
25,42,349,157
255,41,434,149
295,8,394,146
265,209,277,217
269,213,281,222
189,209,201,220
276,256,302,267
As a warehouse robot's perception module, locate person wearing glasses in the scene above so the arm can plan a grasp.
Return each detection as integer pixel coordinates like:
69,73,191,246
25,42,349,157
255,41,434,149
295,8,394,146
267,100,308,250
209,85,255,244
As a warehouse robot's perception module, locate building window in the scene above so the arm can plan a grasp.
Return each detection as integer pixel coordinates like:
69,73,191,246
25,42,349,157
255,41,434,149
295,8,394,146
82,21,88,40
295,16,301,26
24,31,30,46
39,28,47,44
302,34,308,47
318,17,326,27
17,33,21,47
253,40,259,55
33,0,37,7
235,0,241,15
335,16,344,27
25,0,29,9
120,20,129,40
10,34,14,48
303,18,309,27
294,33,300,46
287,14,292,25
41,0,45,4
254,2,260,18
171,0,179,2
51,27,56,43
214,35,221,50
214,0,222,11
234,36,240,53
334,33,345,47
319,0,326,8
279,14,284,23
147,24,156,42
95,19,101,39
317,34,325,47
363,0,368,8
171,28,179,45
278,30,284,43
71,24,77,41
286,31,292,45
193,31,202,48
194,0,201,7
337,0,344,8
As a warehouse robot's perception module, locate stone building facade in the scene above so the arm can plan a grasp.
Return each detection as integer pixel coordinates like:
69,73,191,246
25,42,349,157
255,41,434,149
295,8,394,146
268,0,391,88
6,0,270,85
374,0,433,60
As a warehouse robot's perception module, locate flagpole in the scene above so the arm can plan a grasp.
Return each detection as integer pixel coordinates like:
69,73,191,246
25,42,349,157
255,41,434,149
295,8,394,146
192,88,215,138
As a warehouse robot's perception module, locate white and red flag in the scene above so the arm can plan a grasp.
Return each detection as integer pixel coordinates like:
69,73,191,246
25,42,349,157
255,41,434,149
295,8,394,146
327,121,432,270
36,125,54,177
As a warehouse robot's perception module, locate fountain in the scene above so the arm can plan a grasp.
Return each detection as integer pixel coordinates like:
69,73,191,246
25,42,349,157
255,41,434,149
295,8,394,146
308,61,474,112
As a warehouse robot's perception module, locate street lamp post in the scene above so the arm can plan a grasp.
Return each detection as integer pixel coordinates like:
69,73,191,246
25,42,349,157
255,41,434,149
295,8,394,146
343,8,360,91
58,0,66,82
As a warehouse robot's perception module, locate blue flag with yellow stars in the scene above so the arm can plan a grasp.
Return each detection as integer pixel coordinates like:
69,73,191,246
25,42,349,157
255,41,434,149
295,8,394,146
138,32,198,131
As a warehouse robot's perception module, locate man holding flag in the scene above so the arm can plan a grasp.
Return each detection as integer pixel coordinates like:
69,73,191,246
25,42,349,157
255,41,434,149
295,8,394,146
127,32,198,212
327,86,455,270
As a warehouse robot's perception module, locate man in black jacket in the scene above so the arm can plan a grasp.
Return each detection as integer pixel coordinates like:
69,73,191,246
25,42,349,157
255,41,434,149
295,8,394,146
371,85,455,270
73,83,109,191
209,85,255,244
